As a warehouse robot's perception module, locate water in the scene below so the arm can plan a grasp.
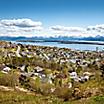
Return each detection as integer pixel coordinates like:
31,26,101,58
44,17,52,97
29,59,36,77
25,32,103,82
13,41,104,51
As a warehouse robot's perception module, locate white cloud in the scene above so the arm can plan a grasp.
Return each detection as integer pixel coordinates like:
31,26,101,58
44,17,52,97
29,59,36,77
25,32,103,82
0,18,104,37
0,19,42,27
50,24,104,37
0,18,43,37
50,25,88,37
50,25,84,32
86,24,104,36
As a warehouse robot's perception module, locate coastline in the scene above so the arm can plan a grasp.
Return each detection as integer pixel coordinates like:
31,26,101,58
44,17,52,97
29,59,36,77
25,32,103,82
16,40,104,45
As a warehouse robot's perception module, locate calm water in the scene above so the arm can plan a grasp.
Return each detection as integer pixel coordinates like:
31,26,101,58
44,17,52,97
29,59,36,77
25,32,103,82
14,41,104,51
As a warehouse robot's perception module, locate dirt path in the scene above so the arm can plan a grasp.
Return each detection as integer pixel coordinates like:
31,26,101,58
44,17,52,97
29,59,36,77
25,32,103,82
0,85,31,93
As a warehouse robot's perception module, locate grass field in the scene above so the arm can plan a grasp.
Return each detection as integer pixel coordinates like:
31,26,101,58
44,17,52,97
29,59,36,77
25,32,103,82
0,89,104,104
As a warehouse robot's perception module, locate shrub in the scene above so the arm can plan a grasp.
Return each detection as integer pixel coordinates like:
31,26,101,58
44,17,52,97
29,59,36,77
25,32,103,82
54,87,73,101
93,96,104,104
0,71,19,87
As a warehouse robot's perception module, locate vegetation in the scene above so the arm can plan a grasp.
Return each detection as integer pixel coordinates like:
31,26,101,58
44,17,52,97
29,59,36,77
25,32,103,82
0,41,104,104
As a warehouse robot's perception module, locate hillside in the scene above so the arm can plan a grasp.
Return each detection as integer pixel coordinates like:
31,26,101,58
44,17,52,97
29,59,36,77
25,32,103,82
0,41,104,104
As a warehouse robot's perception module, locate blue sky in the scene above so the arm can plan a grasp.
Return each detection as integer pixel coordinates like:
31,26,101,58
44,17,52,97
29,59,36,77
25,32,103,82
0,0,104,37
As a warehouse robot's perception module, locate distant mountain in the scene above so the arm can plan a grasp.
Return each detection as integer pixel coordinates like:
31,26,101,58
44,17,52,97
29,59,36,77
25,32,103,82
0,36,44,41
81,36,104,41
0,35,104,41
0,36,27,41
0,36,76,41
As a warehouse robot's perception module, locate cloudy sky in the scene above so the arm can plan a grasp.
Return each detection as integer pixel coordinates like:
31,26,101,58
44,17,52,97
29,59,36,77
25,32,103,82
0,0,104,37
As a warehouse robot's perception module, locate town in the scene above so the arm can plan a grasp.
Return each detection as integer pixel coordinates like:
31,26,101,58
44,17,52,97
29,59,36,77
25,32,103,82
0,41,104,103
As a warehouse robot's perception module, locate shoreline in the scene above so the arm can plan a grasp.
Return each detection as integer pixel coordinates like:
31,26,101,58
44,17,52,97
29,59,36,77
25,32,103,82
16,40,104,45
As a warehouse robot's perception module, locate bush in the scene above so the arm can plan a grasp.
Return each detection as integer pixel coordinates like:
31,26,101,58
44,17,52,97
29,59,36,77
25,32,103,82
93,96,104,104
0,71,19,87
54,87,73,101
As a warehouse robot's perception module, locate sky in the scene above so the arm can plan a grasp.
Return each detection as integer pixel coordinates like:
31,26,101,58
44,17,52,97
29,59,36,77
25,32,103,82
0,0,104,37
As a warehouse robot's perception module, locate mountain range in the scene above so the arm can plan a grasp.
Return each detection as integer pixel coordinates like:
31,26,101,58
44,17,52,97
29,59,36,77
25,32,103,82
0,36,104,41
